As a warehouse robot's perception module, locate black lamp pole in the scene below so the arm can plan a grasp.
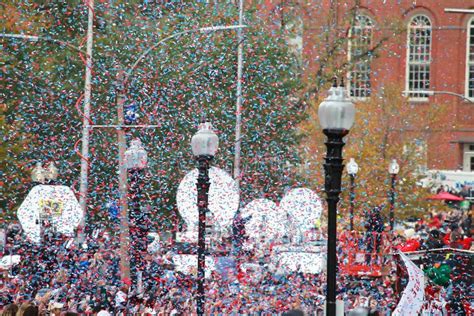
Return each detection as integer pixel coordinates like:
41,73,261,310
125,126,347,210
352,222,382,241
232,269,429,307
349,174,355,231
318,79,355,316
388,159,399,233
191,118,218,316
196,155,211,316
389,174,396,232
323,128,348,316
125,138,148,294
129,168,144,294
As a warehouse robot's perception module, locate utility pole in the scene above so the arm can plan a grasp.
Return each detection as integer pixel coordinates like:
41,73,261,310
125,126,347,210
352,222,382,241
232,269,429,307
233,0,244,191
117,76,130,279
78,0,95,242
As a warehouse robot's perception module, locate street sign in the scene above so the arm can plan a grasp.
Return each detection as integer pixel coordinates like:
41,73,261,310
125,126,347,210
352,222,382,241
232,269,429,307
17,185,83,243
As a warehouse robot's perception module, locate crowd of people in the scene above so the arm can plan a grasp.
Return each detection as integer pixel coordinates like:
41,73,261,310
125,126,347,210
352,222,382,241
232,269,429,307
0,224,395,315
392,207,473,315
2,225,327,315
1,198,472,315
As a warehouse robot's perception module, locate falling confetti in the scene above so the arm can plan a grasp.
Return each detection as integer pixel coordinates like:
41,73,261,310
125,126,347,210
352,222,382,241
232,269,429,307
1,1,472,315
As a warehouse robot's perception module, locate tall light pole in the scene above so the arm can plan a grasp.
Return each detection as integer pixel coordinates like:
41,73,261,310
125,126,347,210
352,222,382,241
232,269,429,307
402,90,474,103
78,0,95,242
233,0,245,191
125,138,148,294
318,78,356,316
191,118,219,316
388,159,400,232
346,158,358,231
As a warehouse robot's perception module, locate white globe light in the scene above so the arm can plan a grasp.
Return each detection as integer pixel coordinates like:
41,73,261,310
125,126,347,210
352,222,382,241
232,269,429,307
125,138,148,170
279,188,323,237
347,158,359,175
191,121,219,157
389,159,400,175
176,167,239,242
318,86,356,130
147,232,161,254
31,162,46,184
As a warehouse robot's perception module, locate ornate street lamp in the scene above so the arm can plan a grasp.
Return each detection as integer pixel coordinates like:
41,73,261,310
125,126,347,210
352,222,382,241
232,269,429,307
191,118,219,316
45,162,58,184
388,159,400,232
31,162,46,185
125,138,148,294
346,158,359,231
318,78,355,316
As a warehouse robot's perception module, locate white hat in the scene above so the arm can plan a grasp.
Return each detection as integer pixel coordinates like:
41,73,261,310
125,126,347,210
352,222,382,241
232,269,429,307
97,311,111,316
50,302,64,310
404,228,415,238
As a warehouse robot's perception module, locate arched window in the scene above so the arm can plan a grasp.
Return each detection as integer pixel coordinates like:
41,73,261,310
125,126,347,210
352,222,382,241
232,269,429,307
406,15,432,99
466,18,474,99
348,15,374,98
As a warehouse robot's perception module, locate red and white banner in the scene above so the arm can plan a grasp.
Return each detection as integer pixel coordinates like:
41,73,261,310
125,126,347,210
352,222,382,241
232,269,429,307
393,251,425,316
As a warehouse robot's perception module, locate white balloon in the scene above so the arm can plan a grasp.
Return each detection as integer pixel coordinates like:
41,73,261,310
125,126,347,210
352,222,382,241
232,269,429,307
279,188,323,234
17,185,83,243
241,198,287,242
176,167,239,242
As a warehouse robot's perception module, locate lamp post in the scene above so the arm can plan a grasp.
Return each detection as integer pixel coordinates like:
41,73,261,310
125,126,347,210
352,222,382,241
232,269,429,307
388,159,400,232
318,78,356,316
31,162,46,185
125,139,148,294
191,118,219,316
346,158,359,231
45,162,59,185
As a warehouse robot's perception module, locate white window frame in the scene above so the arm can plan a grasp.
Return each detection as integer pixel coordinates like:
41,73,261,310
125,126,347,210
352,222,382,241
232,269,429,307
405,15,432,101
465,17,474,100
348,15,374,100
463,143,474,172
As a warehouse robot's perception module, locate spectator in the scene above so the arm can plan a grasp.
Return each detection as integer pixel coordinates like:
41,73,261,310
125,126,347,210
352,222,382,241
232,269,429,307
1,303,18,316
365,206,384,264
422,230,444,250
49,302,64,316
21,304,39,316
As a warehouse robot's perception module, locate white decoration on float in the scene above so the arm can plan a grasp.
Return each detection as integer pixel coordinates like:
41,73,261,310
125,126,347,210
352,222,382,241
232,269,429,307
279,188,323,234
17,185,83,243
241,198,287,243
176,167,239,242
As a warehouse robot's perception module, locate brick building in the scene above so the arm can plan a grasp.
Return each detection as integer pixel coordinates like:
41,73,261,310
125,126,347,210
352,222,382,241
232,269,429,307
259,1,474,177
